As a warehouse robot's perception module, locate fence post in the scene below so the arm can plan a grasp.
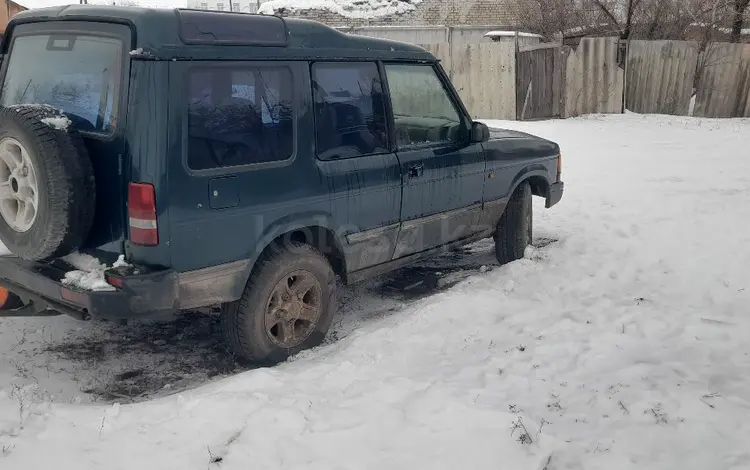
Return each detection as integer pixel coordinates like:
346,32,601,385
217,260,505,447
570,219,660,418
446,26,454,80
621,39,629,114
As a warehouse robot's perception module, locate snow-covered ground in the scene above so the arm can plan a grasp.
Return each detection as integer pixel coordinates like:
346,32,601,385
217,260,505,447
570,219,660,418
2,113,750,469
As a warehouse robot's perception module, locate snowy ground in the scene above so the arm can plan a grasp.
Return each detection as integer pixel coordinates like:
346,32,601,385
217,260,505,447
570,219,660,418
2,113,750,469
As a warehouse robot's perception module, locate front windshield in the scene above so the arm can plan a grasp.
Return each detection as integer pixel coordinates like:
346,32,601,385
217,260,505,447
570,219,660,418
0,33,123,134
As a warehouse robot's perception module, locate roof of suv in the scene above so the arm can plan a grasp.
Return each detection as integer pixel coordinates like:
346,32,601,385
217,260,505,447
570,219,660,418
5,5,435,62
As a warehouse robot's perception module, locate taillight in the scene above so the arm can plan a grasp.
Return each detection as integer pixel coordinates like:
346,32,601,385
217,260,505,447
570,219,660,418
128,182,158,246
105,274,125,290
0,286,9,307
556,153,562,181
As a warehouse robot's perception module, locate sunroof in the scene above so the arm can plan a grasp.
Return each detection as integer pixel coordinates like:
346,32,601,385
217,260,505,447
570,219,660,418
177,10,288,46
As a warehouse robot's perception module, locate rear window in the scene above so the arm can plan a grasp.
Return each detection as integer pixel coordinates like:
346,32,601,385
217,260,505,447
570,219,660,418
0,33,124,134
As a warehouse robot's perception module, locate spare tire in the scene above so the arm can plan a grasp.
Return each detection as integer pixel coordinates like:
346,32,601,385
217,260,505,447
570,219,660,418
0,105,95,261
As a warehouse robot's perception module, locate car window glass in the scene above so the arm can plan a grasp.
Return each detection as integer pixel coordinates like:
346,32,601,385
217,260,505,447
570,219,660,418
384,64,464,148
0,34,123,134
187,65,294,170
311,62,388,160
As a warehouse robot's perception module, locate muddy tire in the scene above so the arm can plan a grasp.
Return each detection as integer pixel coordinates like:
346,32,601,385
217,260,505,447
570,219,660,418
0,105,95,261
494,181,532,265
221,242,336,365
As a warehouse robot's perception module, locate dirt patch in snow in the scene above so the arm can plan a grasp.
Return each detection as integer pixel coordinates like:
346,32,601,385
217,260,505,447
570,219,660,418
42,313,246,402
6,236,555,404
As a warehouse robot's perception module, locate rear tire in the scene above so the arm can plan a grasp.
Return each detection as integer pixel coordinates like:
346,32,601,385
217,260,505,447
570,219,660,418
0,105,95,261
494,182,532,264
221,242,336,365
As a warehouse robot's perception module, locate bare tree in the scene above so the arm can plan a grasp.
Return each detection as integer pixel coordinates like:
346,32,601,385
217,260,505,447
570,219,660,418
692,0,732,45
636,0,696,40
633,0,731,41
589,0,647,39
517,0,740,43
730,0,750,42
516,0,610,40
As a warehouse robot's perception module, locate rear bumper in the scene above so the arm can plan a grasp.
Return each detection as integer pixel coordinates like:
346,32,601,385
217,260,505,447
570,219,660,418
546,181,564,208
0,256,179,320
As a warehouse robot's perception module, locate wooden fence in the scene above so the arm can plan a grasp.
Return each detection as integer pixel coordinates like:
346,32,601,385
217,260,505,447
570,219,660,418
452,42,517,120
695,43,750,118
626,40,699,116
351,27,750,120
420,42,516,120
624,40,750,118
565,37,625,118
512,37,624,119
516,44,568,120
422,38,622,120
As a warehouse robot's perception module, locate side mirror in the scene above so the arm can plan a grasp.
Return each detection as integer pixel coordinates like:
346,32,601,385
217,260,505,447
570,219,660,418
470,121,490,143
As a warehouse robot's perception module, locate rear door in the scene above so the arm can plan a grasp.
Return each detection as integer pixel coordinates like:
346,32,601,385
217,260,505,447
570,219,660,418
382,63,485,258
0,22,132,256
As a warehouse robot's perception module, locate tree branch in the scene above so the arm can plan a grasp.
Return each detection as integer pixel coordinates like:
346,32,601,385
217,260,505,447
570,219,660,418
591,0,623,31
730,0,750,42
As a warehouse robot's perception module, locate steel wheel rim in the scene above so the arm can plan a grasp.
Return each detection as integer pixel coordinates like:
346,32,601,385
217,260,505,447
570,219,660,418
264,270,323,348
0,137,39,233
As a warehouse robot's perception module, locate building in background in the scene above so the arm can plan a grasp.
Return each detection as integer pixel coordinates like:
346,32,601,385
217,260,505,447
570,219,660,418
186,0,266,13
258,0,524,28
1,0,26,34
187,0,524,28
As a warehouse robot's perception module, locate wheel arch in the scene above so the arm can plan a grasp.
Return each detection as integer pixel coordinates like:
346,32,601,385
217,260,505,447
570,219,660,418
507,164,551,199
241,212,349,289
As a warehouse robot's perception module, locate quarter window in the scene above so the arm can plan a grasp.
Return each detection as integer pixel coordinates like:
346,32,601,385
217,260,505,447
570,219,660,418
383,64,464,148
311,62,388,160
187,65,294,170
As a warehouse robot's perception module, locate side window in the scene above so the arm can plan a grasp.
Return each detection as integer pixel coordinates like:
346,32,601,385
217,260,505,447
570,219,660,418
311,62,388,160
383,64,464,148
187,65,294,171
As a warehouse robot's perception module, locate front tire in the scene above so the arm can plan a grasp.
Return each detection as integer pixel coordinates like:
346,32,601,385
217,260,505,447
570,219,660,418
221,242,336,365
494,182,532,264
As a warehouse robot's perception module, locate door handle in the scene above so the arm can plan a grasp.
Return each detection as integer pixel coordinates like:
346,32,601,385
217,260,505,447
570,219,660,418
408,164,424,179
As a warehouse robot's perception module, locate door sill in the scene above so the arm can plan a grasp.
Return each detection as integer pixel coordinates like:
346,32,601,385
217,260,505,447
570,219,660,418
346,228,494,285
